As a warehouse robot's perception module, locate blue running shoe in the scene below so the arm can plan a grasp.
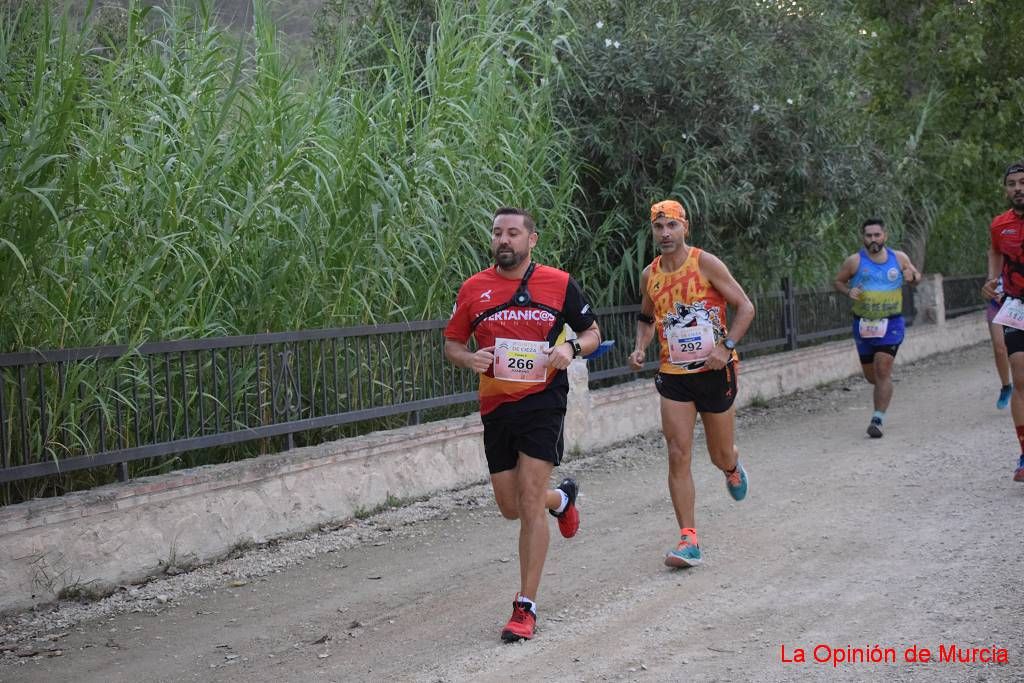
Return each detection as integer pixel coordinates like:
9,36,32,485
1014,455,1024,483
725,462,748,501
997,385,1012,410
665,529,702,568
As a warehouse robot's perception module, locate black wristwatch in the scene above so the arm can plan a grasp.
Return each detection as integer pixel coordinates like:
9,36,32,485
723,338,737,351
568,339,582,358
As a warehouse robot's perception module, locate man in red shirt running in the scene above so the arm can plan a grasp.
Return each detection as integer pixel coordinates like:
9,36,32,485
444,207,602,642
982,161,1024,482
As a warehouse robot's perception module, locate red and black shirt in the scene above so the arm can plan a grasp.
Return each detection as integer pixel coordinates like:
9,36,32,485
444,263,597,418
990,209,1024,298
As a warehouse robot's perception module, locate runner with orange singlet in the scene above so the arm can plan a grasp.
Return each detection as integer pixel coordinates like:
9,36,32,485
627,200,755,568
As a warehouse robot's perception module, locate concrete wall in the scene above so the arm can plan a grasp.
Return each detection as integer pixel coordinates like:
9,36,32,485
0,311,988,613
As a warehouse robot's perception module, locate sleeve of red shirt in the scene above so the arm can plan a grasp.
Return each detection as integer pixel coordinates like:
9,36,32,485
443,282,472,343
563,277,598,332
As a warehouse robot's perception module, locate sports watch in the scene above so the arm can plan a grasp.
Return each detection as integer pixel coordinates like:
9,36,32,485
723,338,737,351
568,339,582,358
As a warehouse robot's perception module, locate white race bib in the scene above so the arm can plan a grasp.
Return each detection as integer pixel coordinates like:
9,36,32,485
993,297,1024,331
493,338,549,382
667,325,715,365
858,318,889,339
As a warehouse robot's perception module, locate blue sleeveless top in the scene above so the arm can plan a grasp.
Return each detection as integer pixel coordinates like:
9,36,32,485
851,248,903,318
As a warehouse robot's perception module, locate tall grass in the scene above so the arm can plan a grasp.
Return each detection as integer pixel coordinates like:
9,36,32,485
0,0,595,501
0,0,584,353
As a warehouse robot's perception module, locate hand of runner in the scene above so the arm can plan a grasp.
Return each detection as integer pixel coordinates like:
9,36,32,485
704,344,731,371
543,342,574,370
902,268,920,284
627,349,646,371
982,278,999,301
848,286,863,301
471,346,495,374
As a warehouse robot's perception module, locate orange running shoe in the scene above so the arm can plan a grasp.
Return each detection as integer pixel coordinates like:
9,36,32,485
500,595,536,642
550,478,579,538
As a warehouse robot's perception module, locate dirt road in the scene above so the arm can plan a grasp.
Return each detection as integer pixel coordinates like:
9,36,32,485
2,342,1022,682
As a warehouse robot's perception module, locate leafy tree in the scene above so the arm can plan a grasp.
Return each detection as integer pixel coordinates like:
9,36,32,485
854,0,1024,274
556,0,889,295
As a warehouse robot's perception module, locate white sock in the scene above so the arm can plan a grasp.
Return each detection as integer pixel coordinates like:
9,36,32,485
553,489,569,514
516,596,537,614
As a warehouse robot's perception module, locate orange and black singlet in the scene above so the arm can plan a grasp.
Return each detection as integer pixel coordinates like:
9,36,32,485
444,263,597,417
646,249,736,374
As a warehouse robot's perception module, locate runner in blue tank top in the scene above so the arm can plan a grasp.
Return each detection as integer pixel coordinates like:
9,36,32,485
834,218,922,438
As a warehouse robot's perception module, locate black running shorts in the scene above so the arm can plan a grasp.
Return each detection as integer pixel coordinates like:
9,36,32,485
655,365,737,414
482,408,565,474
1004,326,1024,356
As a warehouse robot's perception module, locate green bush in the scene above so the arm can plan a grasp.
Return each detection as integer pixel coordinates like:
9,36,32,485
555,0,901,294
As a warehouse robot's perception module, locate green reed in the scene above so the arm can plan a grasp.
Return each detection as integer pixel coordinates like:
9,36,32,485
0,0,584,355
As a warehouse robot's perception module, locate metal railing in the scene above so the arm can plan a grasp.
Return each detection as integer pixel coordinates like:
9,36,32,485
0,323,478,484
587,283,857,381
943,275,987,318
0,276,980,488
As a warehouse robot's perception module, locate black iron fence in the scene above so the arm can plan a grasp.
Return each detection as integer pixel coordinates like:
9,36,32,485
0,277,983,490
942,275,987,318
0,323,477,486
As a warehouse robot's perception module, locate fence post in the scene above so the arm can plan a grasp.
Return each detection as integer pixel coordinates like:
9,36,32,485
912,274,945,325
782,278,799,350
564,356,592,456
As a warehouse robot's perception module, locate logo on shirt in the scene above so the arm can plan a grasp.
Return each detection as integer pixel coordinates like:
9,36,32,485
1002,229,1018,236
479,289,493,302
484,309,556,323
887,267,899,282
665,300,721,331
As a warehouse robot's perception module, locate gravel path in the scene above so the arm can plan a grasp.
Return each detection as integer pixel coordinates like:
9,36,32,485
2,342,1022,682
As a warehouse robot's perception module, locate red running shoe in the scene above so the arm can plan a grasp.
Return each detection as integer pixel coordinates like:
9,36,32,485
500,595,536,642
550,478,579,538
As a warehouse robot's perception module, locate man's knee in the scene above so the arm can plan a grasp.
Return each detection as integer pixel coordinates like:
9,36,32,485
490,475,520,520
664,434,693,460
707,441,736,464
666,445,694,475
494,494,519,520
872,354,895,377
517,484,547,505
514,476,549,517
